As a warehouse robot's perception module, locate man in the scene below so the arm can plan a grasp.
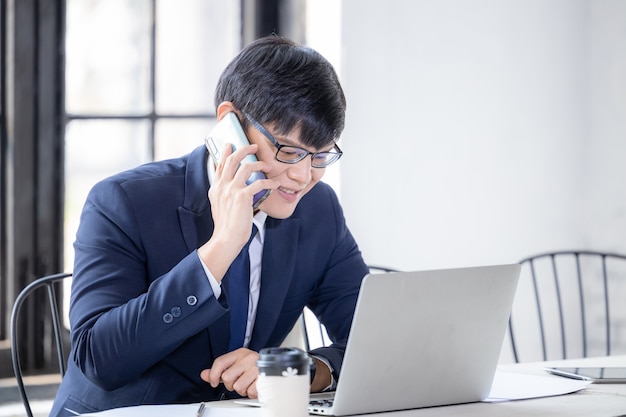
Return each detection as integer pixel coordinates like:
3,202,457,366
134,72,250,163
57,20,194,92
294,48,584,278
50,36,368,417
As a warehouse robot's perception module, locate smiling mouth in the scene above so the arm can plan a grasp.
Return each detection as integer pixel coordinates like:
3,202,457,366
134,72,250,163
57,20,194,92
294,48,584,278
278,187,298,195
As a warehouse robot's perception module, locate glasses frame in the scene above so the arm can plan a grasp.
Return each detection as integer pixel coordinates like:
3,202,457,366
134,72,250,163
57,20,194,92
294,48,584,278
243,112,343,168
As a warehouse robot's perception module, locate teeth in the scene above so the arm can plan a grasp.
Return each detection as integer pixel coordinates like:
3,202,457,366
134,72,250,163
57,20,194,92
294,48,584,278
279,187,296,194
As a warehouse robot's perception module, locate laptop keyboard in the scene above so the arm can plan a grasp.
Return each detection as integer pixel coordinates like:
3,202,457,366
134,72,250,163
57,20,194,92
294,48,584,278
309,397,334,411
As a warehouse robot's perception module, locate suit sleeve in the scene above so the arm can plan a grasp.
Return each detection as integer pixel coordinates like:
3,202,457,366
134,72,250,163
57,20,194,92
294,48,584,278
69,179,222,390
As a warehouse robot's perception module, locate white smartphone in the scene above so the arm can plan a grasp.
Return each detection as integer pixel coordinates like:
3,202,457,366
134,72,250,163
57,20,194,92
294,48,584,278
205,113,271,209
545,367,626,383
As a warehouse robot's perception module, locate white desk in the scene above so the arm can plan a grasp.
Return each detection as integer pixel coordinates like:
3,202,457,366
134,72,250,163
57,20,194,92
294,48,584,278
390,355,626,417
83,356,626,417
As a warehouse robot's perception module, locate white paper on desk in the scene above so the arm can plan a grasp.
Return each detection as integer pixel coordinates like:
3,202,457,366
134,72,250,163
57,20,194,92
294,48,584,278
485,371,592,402
80,403,262,417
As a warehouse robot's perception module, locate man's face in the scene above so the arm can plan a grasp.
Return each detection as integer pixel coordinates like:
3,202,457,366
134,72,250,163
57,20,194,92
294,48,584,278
245,122,328,219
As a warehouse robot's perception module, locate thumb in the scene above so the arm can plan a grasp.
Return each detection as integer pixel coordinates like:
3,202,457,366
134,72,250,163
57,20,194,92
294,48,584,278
200,369,211,383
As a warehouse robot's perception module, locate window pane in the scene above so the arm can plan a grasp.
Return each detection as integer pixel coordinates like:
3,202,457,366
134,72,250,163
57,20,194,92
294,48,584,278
154,118,215,161
64,119,151,269
66,0,152,114
155,0,241,114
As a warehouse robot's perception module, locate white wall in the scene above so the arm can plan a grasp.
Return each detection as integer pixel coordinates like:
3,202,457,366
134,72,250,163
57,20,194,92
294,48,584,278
585,1,626,249
338,0,626,271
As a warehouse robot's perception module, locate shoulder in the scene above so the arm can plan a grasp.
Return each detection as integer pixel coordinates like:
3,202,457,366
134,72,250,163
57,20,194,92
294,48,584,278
87,146,204,205
294,181,342,216
103,155,188,190
289,182,347,236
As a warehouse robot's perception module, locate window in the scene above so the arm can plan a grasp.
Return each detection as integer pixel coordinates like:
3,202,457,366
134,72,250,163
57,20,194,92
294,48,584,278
1,0,342,377
64,0,241,270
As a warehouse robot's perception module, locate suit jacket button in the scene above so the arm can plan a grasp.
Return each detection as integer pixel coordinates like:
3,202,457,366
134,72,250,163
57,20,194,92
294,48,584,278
163,312,173,323
187,295,197,306
171,306,181,317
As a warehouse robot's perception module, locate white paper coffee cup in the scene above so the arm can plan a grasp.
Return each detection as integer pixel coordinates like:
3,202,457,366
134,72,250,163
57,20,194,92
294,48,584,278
256,347,311,417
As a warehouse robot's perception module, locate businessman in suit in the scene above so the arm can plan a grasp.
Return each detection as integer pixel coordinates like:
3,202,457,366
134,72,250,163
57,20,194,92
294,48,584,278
50,36,369,417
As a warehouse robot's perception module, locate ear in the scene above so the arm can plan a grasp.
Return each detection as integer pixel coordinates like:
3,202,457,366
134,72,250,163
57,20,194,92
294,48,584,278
216,101,237,121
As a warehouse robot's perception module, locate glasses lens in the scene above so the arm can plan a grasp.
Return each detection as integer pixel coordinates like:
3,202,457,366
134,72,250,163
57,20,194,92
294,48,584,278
276,146,308,163
276,146,342,167
312,152,342,168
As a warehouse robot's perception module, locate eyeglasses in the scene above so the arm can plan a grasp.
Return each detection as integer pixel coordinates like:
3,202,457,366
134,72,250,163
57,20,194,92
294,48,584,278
243,112,343,168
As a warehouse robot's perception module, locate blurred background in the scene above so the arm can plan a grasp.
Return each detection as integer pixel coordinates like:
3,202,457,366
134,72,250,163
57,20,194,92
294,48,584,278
2,0,626,411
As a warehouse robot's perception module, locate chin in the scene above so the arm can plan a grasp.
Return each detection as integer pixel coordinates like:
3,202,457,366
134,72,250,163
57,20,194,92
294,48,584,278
260,205,297,219
258,195,299,219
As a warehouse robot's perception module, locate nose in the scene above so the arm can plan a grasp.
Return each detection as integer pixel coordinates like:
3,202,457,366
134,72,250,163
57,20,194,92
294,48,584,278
286,157,313,184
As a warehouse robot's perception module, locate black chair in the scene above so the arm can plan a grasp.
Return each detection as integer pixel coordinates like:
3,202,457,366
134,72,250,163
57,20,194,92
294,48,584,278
11,272,72,417
301,265,398,350
507,251,626,363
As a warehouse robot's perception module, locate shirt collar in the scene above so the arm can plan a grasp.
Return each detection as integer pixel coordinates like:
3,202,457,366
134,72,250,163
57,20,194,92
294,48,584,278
253,211,268,244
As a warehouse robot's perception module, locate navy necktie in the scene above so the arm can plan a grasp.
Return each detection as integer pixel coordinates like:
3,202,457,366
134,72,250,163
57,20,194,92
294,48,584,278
227,224,258,351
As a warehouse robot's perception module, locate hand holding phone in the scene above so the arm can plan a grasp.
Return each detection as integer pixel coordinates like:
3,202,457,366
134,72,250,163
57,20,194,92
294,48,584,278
205,113,271,209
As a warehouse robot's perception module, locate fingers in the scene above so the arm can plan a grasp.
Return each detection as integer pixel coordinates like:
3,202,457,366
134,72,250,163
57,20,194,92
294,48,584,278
200,349,260,398
217,144,269,183
210,143,278,208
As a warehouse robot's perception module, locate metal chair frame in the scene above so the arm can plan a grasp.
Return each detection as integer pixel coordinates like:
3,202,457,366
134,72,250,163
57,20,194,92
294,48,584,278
509,250,626,363
11,272,72,417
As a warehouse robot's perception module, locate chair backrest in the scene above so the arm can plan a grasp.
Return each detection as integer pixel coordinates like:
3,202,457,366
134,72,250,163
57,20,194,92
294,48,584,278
11,272,72,417
506,251,626,363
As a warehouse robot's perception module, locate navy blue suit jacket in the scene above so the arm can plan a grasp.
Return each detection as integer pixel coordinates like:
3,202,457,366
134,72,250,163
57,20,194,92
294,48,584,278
50,145,368,417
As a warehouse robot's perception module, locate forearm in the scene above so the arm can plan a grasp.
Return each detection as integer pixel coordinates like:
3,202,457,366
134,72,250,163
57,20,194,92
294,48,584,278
70,251,224,390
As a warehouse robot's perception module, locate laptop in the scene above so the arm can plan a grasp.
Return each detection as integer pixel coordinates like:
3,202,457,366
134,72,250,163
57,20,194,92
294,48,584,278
307,263,521,415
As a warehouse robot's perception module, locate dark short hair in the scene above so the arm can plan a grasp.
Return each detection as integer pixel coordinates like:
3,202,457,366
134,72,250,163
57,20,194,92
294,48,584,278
214,36,346,148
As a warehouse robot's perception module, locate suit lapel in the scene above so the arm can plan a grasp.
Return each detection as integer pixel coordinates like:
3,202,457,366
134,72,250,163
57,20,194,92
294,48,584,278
249,216,301,350
178,207,213,253
177,146,214,252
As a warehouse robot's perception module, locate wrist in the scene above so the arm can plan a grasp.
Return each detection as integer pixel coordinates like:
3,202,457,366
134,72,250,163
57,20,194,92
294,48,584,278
197,237,239,282
309,357,317,384
309,357,332,392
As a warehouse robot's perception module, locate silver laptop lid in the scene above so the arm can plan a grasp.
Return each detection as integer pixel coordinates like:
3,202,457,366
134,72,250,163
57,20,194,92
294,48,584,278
330,264,521,416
